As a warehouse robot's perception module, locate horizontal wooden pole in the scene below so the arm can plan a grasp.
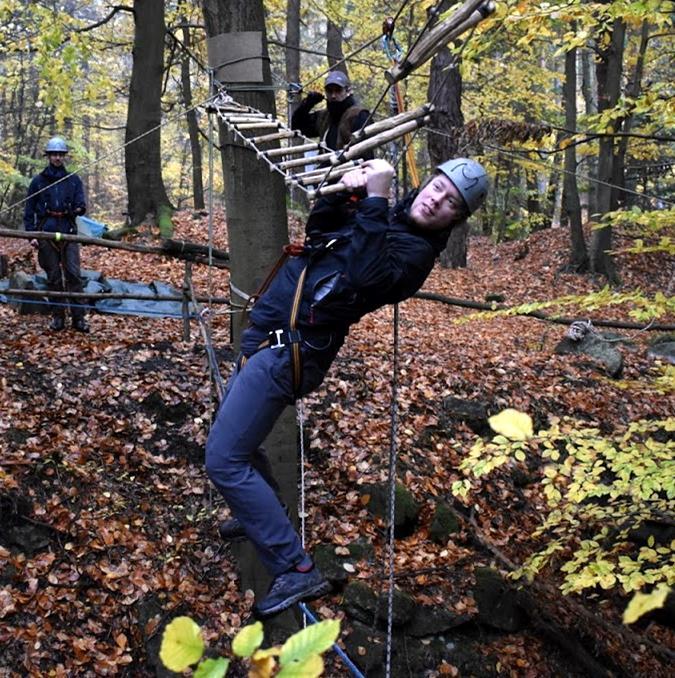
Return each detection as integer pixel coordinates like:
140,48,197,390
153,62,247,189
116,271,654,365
0,228,229,268
264,142,322,158
2,287,231,304
351,104,434,141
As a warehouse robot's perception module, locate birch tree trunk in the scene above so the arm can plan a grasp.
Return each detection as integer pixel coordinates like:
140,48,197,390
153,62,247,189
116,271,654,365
427,2,467,269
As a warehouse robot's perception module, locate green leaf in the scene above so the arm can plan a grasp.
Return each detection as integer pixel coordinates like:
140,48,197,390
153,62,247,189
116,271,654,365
279,619,340,666
159,616,205,672
232,621,264,658
623,584,671,624
277,654,324,677
194,657,230,678
489,409,534,441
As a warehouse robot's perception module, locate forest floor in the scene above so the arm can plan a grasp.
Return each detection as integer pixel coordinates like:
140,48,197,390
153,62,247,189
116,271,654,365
0,209,673,677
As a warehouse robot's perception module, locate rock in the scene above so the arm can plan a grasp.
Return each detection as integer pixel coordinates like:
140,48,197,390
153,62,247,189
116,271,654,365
7,270,50,315
313,543,354,587
342,621,386,675
347,538,374,561
647,341,675,365
405,605,472,637
441,396,491,435
473,566,527,632
342,581,378,625
428,501,460,544
485,293,505,303
342,581,415,627
135,594,176,678
554,333,624,378
359,482,419,538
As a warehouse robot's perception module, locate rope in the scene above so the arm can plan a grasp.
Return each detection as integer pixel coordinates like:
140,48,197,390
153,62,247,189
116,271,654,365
427,127,675,207
297,399,307,549
297,602,366,678
0,89,221,218
384,303,400,678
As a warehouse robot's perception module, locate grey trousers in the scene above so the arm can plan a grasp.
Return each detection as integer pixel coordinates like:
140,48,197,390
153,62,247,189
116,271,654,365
38,240,85,321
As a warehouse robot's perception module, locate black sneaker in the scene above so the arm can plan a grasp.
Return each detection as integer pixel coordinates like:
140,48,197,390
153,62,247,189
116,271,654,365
218,516,246,540
49,317,65,331
72,319,90,333
253,567,332,619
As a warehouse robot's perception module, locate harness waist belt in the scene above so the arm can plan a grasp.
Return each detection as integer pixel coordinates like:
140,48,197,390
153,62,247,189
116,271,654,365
267,328,302,349
46,210,70,217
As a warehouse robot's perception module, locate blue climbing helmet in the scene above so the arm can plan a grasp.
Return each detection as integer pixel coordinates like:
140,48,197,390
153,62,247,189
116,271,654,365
44,136,69,154
436,157,488,214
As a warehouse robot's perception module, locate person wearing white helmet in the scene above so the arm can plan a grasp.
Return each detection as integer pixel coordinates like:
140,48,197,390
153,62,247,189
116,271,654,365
24,136,89,333
206,156,488,619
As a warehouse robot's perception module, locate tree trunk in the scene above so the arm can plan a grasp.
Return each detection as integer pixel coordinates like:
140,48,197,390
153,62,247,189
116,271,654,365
285,0,301,104
201,0,299,638
563,35,588,272
427,0,466,269
580,48,598,219
285,0,308,210
591,14,625,284
614,20,650,209
125,0,172,227
180,18,205,210
326,19,347,76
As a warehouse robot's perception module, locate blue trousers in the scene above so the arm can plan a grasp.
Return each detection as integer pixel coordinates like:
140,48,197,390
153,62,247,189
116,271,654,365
205,341,328,575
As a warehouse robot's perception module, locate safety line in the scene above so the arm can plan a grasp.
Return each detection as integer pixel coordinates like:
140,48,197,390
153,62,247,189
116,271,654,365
384,303,400,678
429,127,675,207
0,89,221,218
297,602,365,678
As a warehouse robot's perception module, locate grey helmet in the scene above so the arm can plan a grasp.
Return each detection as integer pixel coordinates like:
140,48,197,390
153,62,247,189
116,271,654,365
44,136,69,154
437,158,488,214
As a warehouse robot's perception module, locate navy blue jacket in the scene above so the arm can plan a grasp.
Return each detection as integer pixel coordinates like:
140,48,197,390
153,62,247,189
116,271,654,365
23,164,86,234
244,191,450,359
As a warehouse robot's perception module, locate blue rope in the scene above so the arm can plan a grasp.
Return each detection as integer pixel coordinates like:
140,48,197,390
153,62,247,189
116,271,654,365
297,602,365,678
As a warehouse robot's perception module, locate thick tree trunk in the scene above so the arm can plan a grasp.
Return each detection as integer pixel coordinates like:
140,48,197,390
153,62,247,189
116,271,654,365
427,5,466,269
563,37,588,272
180,18,205,210
125,0,172,227
285,0,300,101
614,20,650,209
201,0,298,638
326,19,347,76
591,15,625,284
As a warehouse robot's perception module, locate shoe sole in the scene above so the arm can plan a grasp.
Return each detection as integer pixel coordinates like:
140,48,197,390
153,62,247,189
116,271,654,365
219,532,247,541
253,580,332,619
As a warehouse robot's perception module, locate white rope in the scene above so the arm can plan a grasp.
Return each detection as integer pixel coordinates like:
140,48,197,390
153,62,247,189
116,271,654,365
384,303,400,678
297,398,307,549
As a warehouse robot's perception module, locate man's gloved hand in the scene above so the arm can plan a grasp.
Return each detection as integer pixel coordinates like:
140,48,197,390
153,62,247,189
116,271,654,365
72,206,86,216
304,91,324,108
